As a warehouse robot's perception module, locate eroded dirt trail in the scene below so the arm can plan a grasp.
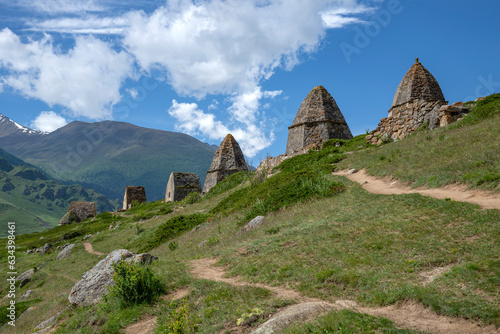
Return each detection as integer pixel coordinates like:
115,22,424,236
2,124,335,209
83,242,105,255
333,169,500,210
189,258,500,334
190,258,317,302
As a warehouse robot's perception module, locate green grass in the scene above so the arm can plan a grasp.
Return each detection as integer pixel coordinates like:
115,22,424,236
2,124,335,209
282,309,427,333
127,213,212,253
210,144,346,222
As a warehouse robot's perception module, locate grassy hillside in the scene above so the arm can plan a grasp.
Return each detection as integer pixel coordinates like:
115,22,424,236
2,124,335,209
0,155,119,237
1,96,499,333
0,121,215,201
338,94,500,191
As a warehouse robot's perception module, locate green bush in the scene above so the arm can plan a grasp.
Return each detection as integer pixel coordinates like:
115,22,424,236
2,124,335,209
107,261,164,307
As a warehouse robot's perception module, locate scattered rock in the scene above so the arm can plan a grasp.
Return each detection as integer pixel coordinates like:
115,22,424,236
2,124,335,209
250,302,334,334
68,249,157,306
16,268,35,283
34,314,58,331
83,234,93,240
237,216,266,235
198,240,208,248
41,243,52,256
191,222,210,233
58,210,81,226
346,169,358,175
129,253,158,265
56,243,76,260
19,277,31,288
19,289,33,301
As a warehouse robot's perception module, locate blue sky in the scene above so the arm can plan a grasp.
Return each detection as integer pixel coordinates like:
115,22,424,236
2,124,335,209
0,0,499,162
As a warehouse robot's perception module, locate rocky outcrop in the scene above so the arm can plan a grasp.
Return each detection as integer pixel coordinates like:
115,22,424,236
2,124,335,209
286,86,352,155
122,186,147,210
236,216,266,235
202,134,247,194
165,172,202,202
368,59,448,145
56,243,75,260
251,302,334,334
68,249,157,306
58,210,80,226
68,201,96,221
41,243,52,256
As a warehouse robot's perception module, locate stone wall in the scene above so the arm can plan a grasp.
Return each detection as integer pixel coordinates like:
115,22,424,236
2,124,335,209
165,172,201,202
367,100,446,145
286,121,352,154
122,186,146,210
367,100,469,145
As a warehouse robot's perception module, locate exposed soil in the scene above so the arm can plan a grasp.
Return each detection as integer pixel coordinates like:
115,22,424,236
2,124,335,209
83,242,105,256
189,258,318,302
189,258,500,334
332,169,500,210
124,316,157,334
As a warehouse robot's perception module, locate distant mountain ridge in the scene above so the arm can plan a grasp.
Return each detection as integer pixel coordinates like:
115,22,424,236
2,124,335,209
0,115,216,201
0,112,45,138
0,147,119,236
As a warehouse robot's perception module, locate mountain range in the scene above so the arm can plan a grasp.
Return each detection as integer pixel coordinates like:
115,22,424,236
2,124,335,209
0,114,216,203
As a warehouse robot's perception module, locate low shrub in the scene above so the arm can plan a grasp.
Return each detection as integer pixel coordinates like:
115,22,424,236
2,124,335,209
107,261,164,307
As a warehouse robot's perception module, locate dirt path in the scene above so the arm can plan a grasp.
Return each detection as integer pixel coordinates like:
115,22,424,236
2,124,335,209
333,169,500,210
189,258,499,334
190,258,318,302
83,242,105,256
124,316,158,334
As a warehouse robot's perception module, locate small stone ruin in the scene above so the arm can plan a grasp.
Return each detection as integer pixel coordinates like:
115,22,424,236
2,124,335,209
367,58,470,145
59,201,96,225
286,85,353,155
122,186,147,210
165,172,202,202
202,134,247,194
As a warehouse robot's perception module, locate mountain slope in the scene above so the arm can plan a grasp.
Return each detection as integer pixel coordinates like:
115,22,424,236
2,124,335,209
0,150,119,236
0,119,216,201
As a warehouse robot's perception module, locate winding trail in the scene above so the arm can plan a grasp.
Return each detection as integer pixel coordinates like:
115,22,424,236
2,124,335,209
333,169,500,210
83,242,105,256
189,258,499,334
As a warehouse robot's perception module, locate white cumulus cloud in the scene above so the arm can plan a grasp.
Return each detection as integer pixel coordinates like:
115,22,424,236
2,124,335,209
31,111,68,132
123,0,330,98
0,28,133,119
169,86,281,157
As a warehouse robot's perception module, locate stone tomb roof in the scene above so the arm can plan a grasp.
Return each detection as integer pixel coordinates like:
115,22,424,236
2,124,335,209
392,58,445,108
202,134,247,194
289,86,349,129
206,134,246,173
